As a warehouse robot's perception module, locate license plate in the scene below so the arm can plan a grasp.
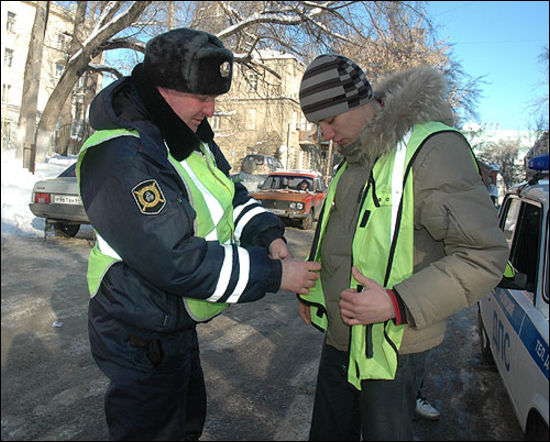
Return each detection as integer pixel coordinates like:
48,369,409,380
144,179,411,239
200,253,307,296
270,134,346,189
269,208,286,215
53,194,81,205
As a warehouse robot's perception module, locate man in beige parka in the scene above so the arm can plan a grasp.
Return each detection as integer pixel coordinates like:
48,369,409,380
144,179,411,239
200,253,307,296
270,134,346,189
297,55,509,441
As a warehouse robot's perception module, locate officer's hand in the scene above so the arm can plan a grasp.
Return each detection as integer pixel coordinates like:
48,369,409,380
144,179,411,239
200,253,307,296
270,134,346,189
339,266,395,326
269,237,291,259
280,259,321,294
298,300,311,325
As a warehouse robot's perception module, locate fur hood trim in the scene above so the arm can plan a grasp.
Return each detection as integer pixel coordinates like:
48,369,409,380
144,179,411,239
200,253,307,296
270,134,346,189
357,66,455,162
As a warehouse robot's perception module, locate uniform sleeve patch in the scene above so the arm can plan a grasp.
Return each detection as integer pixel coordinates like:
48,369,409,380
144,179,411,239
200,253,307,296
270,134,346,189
132,179,166,215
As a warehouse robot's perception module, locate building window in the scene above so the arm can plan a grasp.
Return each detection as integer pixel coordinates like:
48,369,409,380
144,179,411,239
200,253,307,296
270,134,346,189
211,115,221,131
246,108,256,130
57,33,67,51
4,48,14,68
246,72,258,93
2,84,11,103
55,63,64,79
6,12,15,33
77,74,87,90
2,119,12,150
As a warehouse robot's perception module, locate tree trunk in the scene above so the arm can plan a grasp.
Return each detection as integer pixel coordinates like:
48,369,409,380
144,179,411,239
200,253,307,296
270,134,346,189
56,1,87,156
17,1,48,170
56,95,73,156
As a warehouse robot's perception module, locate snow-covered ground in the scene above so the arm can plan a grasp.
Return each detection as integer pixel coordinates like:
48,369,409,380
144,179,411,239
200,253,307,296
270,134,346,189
1,149,77,238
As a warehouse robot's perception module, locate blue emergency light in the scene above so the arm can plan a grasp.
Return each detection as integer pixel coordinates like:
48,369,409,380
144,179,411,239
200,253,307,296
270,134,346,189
528,153,549,171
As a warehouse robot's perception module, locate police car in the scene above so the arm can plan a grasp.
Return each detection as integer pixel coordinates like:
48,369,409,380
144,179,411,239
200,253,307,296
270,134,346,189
478,153,549,440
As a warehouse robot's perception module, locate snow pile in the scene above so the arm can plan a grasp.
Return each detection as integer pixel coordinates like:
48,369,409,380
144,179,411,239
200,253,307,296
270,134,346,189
1,149,77,238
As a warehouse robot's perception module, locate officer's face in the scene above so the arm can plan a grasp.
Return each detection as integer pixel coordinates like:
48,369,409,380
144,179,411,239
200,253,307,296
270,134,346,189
158,87,217,133
318,101,378,147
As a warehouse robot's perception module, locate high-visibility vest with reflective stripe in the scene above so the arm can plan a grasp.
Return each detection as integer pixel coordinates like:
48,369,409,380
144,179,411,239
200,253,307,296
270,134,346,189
300,121,461,389
77,129,236,322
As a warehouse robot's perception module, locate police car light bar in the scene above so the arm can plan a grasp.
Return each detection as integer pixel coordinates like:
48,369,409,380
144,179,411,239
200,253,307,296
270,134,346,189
528,153,549,171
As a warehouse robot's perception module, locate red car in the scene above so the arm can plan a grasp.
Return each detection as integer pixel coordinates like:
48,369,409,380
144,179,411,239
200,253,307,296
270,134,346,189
249,170,327,230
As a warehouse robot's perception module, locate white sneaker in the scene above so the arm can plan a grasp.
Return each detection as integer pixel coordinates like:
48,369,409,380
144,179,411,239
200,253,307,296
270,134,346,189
415,397,440,420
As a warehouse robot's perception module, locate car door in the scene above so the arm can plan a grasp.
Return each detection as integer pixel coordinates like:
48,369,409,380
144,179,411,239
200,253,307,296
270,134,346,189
484,193,548,431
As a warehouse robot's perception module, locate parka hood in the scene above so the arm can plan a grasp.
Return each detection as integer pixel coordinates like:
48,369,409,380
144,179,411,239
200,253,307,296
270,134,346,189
356,66,455,164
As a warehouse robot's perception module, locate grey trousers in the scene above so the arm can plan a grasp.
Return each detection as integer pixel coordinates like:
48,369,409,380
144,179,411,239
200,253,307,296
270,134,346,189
309,342,428,441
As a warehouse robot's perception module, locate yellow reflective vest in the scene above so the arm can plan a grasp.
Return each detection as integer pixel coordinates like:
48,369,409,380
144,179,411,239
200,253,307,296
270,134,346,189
77,129,236,322
300,121,462,389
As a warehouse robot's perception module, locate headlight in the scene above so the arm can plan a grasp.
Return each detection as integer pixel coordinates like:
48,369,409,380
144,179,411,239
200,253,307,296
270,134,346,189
289,202,296,209
296,202,304,210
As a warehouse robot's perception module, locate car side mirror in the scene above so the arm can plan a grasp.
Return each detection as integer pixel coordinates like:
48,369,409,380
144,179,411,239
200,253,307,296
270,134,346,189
497,272,528,290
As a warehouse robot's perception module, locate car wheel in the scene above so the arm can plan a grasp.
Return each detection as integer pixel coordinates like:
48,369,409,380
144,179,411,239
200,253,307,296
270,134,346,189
301,211,313,230
477,306,494,365
54,223,80,238
526,411,549,441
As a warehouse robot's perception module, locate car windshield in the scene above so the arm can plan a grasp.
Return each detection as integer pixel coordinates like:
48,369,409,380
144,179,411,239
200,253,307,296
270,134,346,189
260,175,313,191
246,155,265,165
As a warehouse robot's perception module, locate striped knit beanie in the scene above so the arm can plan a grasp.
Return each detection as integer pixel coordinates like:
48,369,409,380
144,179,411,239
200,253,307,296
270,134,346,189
299,55,373,123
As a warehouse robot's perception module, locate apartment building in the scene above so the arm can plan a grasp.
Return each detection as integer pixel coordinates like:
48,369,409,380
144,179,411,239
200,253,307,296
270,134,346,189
215,49,326,173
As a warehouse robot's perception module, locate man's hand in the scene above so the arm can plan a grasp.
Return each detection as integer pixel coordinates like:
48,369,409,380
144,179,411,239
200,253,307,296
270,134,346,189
280,259,321,294
339,266,395,326
268,238,290,259
298,300,311,325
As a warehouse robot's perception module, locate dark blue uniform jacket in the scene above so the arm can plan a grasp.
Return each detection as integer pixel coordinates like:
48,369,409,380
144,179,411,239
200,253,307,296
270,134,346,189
80,76,285,378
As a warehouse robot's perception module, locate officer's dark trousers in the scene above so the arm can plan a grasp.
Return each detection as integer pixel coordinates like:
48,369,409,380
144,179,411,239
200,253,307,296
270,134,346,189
309,342,428,441
89,306,206,441
104,353,206,441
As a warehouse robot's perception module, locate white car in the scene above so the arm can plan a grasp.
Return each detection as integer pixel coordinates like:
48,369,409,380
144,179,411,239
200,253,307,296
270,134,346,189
29,162,89,237
478,153,549,440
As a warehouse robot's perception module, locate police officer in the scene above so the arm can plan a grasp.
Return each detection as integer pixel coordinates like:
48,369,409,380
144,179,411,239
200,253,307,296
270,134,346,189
78,28,320,441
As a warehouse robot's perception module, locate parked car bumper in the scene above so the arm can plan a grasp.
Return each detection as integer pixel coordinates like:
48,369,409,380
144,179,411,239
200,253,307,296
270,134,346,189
266,208,308,220
29,202,89,224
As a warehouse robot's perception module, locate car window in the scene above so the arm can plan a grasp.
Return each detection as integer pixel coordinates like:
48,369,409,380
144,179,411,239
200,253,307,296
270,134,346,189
59,163,77,178
500,197,522,247
260,175,313,190
506,199,543,294
315,178,324,192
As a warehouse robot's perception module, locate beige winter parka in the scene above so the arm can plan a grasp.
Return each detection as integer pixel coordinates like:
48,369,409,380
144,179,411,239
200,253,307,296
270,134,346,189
321,66,509,355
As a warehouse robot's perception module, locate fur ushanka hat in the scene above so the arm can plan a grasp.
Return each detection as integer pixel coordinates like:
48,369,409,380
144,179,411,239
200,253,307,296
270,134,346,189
144,28,233,95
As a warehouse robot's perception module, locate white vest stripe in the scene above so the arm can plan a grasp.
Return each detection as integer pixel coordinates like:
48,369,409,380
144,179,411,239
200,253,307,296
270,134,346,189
96,232,121,260
204,229,219,242
226,247,250,303
181,160,224,229
206,244,233,302
391,129,412,244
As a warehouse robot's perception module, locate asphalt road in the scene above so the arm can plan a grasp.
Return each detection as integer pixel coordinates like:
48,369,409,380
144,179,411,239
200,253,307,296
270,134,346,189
1,225,524,441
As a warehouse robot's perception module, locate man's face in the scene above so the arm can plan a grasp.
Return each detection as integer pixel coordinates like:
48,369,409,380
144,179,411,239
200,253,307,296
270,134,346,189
158,87,216,133
318,101,377,147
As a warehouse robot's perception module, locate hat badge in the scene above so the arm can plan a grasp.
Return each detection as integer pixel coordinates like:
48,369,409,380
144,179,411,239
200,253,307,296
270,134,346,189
220,61,231,78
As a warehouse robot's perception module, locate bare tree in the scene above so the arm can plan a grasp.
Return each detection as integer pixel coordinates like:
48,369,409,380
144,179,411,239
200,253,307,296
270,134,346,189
17,1,49,171
28,0,485,168
477,139,524,187
32,1,151,167
56,1,89,157
529,45,549,133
